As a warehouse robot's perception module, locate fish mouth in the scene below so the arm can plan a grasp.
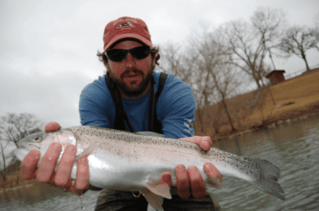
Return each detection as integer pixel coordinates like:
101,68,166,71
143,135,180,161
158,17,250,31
18,142,40,151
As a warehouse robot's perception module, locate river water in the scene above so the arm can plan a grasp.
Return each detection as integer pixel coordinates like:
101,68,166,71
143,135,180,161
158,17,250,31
0,113,319,211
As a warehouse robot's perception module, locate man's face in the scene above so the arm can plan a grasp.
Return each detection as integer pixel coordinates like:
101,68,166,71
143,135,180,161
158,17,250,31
105,40,156,98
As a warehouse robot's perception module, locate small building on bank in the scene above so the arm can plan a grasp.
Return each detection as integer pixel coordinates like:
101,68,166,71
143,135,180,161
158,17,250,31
265,70,286,85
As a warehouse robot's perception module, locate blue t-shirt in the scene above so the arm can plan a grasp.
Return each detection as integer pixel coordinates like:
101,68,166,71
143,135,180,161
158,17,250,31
79,72,196,139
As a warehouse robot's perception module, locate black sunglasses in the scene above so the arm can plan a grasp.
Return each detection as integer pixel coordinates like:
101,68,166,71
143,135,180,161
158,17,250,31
105,46,152,62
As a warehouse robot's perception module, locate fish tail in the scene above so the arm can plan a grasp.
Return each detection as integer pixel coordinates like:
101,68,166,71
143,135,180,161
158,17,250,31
243,157,285,200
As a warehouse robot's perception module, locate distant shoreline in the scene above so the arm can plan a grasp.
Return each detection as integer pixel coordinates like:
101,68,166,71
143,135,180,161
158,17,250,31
194,70,319,141
217,109,319,141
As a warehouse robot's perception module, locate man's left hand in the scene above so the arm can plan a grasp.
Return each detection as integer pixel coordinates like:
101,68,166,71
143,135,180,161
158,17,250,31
161,136,221,199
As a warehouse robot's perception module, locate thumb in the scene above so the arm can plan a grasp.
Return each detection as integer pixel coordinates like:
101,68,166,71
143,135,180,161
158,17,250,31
45,121,62,132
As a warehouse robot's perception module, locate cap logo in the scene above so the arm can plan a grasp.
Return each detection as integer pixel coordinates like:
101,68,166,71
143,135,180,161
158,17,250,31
116,21,136,30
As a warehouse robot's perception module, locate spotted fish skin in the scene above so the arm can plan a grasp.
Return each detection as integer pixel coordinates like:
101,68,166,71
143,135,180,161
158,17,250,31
14,126,285,210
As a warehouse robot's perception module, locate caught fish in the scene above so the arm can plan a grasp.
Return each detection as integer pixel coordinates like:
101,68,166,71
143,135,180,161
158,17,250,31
13,126,285,211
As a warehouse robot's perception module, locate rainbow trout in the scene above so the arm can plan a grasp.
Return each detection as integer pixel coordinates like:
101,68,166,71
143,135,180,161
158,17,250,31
13,126,285,210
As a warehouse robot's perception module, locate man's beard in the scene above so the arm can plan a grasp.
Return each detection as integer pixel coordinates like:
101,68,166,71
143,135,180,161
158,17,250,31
108,67,154,98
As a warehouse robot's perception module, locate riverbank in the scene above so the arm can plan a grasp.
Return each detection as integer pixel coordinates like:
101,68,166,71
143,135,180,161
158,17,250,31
194,69,319,140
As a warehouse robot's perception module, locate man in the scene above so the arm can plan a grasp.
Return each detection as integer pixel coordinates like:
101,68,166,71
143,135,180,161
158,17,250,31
20,17,221,210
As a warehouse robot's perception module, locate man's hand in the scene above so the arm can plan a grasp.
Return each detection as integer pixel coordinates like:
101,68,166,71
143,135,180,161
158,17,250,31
161,136,221,199
20,121,90,196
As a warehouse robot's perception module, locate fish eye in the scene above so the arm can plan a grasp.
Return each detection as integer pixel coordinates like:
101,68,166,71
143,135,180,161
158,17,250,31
34,136,42,142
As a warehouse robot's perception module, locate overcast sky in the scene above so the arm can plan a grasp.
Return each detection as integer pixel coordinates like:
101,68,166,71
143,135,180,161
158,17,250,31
1,0,318,129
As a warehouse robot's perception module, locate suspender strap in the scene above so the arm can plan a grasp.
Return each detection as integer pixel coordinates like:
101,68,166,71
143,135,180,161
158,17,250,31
148,76,156,131
156,72,168,100
152,73,168,133
105,72,133,131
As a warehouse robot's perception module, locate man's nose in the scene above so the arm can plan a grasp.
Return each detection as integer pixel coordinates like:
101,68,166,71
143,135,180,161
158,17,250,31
124,52,136,68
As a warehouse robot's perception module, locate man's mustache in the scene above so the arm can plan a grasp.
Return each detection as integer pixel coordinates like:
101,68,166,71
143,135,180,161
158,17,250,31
120,69,144,80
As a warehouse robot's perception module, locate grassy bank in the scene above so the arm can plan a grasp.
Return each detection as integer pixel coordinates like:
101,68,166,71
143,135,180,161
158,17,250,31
194,70,319,139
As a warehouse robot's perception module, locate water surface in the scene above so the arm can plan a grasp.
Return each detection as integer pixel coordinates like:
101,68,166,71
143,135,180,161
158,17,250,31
212,114,319,211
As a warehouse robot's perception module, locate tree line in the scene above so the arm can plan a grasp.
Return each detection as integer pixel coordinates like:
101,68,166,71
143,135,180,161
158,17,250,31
158,7,319,133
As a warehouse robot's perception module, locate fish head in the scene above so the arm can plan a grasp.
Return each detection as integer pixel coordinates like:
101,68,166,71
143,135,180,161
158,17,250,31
13,131,49,162
13,129,77,162
17,132,49,150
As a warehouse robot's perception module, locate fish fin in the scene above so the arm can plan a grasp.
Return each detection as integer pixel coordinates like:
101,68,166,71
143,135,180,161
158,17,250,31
142,189,164,211
243,156,285,200
74,145,95,161
252,177,285,200
207,175,226,190
146,181,172,199
136,131,165,138
206,187,222,211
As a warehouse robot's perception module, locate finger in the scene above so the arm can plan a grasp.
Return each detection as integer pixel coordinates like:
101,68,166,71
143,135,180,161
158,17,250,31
20,149,41,179
181,136,212,151
68,156,90,196
45,121,62,132
175,164,190,199
36,142,62,183
74,156,90,191
203,162,222,180
161,172,172,189
202,136,212,147
187,166,206,199
54,145,77,187
199,136,212,151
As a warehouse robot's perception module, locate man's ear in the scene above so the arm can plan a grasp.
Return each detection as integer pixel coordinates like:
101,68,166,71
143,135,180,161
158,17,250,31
152,55,156,69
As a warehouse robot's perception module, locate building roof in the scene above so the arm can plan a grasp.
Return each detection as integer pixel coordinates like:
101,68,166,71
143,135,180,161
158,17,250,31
265,70,286,78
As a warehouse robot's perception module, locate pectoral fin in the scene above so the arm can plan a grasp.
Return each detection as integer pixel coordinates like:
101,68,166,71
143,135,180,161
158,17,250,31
207,175,226,190
74,145,95,161
142,189,164,211
146,181,172,199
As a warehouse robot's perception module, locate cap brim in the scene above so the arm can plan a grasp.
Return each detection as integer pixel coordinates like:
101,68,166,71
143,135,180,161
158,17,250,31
104,33,152,51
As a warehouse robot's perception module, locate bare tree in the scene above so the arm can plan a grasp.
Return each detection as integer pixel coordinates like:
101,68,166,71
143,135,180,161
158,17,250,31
158,43,197,85
191,28,242,133
310,12,319,53
0,113,42,183
310,28,319,52
278,26,319,71
188,30,221,134
158,31,218,134
210,63,241,132
0,140,9,182
219,20,267,89
0,113,43,148
218,8,286,90
250,7,287,70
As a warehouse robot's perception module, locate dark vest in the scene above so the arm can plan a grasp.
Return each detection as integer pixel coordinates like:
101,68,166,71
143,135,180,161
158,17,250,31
105,72,168,134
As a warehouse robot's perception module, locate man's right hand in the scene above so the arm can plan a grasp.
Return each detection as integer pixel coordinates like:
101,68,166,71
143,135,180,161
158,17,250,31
20,121,90,196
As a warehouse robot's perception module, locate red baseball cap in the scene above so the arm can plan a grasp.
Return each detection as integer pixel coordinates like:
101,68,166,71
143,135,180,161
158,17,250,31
103,16,153,51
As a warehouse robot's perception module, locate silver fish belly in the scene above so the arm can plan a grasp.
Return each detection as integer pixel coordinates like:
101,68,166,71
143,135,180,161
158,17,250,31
14,126,285,211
